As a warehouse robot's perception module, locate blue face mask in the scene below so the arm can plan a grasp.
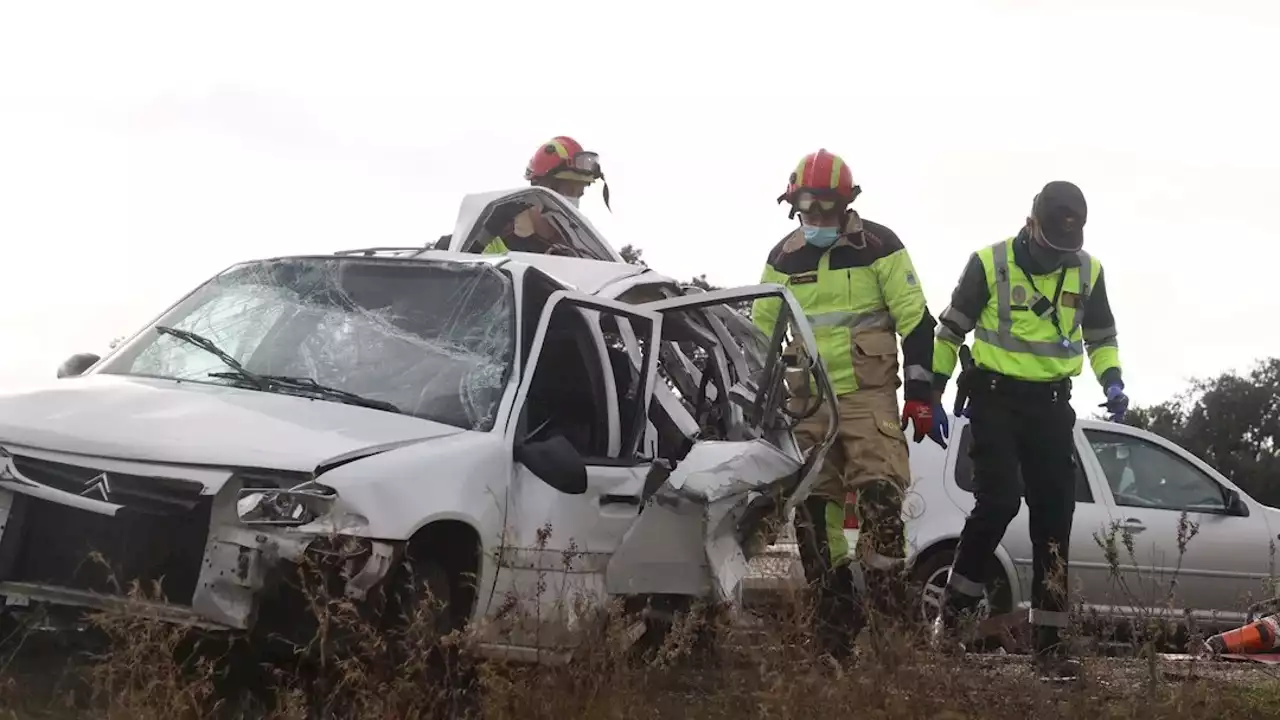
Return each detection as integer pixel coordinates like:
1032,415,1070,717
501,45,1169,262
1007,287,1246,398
802,224,840,248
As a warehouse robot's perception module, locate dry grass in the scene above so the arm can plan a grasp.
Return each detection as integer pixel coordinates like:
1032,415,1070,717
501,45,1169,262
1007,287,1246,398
0,519,1276,719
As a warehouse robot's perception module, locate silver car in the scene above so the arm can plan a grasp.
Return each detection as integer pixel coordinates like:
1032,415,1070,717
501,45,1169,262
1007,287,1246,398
748,414,1280,634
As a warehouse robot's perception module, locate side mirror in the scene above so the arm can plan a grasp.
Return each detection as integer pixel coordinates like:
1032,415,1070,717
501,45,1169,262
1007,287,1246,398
1225,488,1251,517
57,353,102,379
515,434,587,495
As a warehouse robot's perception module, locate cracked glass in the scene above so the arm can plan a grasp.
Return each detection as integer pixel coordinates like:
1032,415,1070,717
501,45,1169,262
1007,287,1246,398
98,257,516,431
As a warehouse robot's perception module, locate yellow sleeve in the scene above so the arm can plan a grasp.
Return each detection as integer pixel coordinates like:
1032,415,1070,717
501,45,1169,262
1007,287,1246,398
870,248,928,338
751,262,786,338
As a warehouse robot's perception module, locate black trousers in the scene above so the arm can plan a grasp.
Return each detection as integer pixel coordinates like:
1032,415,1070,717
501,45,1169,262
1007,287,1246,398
944,372,1078,654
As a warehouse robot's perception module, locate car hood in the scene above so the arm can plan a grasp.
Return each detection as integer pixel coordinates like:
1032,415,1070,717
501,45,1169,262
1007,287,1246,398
0,374,467,473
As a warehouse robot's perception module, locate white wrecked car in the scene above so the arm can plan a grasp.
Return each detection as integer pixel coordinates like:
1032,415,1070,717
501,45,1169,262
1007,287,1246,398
0,187,836,662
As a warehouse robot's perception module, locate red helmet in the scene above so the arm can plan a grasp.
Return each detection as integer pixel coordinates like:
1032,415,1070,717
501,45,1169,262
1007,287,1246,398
525,136,603,183
777,149,861,219
525,136,610,209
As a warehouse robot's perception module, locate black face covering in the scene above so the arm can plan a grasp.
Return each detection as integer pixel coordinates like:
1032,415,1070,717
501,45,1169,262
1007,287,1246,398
1026,231,1070,272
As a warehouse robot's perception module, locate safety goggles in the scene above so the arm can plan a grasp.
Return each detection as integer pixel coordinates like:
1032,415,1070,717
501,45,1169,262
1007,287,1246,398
562,151,601,178
793,191,841,213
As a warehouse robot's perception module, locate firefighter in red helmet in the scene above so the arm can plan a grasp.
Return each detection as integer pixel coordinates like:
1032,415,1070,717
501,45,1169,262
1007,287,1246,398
751,148,944,661
479,136,610,255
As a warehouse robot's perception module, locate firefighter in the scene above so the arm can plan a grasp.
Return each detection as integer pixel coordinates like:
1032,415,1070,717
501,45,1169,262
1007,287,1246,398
751,149,945,660
930,180,1130,679
479,135,610,255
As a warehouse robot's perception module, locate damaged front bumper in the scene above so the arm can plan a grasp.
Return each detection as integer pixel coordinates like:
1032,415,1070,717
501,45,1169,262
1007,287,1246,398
0,516,403,633
0,446,402,633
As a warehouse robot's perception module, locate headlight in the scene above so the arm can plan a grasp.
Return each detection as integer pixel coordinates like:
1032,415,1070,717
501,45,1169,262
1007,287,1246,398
236,483,337,526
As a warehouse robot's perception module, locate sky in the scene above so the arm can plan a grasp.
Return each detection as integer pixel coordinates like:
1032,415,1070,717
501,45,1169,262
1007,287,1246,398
1,0,1278,418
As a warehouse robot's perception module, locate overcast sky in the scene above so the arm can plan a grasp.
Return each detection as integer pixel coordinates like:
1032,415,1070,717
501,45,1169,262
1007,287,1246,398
1,0,1277,416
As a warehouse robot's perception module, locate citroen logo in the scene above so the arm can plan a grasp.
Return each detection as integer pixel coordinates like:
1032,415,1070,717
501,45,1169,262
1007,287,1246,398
80,472,112,502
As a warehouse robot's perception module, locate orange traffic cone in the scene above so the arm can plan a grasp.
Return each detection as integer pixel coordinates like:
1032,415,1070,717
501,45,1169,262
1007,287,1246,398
1204,613,1280,655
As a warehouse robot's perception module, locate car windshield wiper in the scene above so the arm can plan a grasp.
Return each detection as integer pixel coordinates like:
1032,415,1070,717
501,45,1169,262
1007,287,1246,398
260,375,403,414
156,326,404,414
155,325,270,390
206,371,402,414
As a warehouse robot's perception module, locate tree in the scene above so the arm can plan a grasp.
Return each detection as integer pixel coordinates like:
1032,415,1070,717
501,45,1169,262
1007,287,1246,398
619,243,647,268
1125,358,1280,507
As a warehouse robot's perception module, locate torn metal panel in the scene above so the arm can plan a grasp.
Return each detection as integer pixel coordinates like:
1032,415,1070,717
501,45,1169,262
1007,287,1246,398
606,441,800,600
192,480,316,629
704,519,750,602
666,440,800,503
605,497,710,596
344,541,399,601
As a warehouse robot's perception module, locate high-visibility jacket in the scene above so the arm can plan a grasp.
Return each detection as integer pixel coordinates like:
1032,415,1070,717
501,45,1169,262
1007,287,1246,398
933,233,1122,387
751,212,936,402
481,238,509,254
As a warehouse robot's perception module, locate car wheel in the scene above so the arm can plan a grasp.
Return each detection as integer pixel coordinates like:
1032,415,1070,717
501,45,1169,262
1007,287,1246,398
386,555,457,638
384,554,478,711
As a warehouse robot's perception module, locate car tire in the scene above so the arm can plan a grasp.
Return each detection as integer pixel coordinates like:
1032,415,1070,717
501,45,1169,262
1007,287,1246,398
909,545,1013,652
384,554,478,712
386,556,456,635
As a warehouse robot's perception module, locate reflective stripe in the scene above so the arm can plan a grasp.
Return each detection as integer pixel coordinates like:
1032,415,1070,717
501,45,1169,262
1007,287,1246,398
937,324,965,346
940,306,976,333
806,309,894,332
1029,609,1070,628
991,241,1014,349
984,242,1085,359
825,501,850,565
859,550,905,571
947,569,985,598
1082,325,1117,343
974,327,1084,358
1068,252,1093,337
904,364,931,383
1088,337,1118,349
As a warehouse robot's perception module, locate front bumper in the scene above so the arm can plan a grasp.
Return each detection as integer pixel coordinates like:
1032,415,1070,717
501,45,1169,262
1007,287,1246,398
0,447,399,632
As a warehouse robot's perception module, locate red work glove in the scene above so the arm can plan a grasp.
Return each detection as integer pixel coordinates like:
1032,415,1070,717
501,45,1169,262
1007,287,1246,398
900,399,934,443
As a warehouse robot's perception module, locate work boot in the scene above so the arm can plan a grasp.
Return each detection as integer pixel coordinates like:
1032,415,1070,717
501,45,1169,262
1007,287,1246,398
1034,653,1082,681
929,593,982,656
813,564,864,662
1032,626,1080,681
862,566,914,656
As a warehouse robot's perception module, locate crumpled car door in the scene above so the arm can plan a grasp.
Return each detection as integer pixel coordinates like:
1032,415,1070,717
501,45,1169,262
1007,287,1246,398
604,284,838,603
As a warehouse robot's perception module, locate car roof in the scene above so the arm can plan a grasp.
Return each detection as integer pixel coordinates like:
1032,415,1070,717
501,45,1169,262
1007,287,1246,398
323,246,679,298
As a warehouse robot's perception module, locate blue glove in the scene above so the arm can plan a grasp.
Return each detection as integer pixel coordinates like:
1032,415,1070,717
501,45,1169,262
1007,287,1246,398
1099,383,1129,422
930,401,950,447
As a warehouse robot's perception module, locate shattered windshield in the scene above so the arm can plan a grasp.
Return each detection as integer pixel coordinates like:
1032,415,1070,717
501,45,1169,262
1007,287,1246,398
97,257,515,431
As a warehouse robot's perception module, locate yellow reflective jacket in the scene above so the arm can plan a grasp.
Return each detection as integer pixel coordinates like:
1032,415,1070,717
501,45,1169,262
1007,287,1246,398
933,233,1122,388
751,212,937,402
